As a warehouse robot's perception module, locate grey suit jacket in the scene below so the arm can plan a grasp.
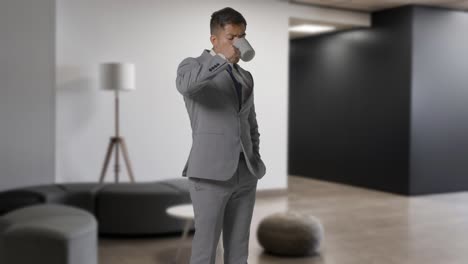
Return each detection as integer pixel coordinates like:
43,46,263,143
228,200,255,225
176,49,266,181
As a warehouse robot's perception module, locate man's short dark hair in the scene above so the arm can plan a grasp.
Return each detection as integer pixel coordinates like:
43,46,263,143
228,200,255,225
210,7,247,35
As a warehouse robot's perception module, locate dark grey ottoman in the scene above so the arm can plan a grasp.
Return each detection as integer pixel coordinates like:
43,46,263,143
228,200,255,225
0,185,68,215
256,211,324,256
0,179,193,236
0,204,97,264
96,179,192,235
59,183,106,215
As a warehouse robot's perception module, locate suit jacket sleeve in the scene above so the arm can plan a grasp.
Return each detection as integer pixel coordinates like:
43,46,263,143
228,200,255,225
249,102,261,158
247,72,261,158
176,54,228,98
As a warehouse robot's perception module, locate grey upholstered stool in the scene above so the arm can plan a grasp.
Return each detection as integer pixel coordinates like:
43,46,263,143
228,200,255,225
0,204,97,264
256,211,324,256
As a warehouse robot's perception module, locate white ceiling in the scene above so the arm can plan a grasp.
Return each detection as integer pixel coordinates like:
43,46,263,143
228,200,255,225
291,0,468,12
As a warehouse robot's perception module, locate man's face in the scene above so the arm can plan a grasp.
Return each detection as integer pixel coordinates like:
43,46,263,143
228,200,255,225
211,23,246,63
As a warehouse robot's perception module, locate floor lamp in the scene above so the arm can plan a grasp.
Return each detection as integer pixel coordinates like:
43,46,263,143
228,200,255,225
99,62,136,183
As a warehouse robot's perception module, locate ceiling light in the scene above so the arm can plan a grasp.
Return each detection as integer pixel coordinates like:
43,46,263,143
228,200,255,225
289,24,336,34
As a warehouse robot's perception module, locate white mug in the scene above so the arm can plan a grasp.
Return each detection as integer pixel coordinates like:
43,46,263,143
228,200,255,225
233,37,255,62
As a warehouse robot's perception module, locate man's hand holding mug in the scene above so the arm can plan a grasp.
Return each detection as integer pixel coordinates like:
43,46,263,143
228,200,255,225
221,44,241,64
218,38,255,64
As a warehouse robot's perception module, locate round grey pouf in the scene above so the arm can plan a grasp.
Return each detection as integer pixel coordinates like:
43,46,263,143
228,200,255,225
0,204,97,264
256,211,324,256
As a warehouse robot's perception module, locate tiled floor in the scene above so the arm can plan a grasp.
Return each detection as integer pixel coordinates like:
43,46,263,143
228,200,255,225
99,175,468,264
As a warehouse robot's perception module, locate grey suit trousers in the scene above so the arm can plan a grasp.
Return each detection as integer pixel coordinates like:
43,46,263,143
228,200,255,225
188,152,258,264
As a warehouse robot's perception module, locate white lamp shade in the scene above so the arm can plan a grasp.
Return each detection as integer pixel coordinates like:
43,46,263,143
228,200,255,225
100,62,135,91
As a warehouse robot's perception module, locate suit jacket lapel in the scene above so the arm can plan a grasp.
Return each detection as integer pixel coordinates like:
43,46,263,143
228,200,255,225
235,65,253,109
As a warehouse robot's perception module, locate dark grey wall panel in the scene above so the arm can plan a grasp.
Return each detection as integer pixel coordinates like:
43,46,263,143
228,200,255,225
289,7,413,195
410,7,468,194
290,5,468,195
0,0,55,191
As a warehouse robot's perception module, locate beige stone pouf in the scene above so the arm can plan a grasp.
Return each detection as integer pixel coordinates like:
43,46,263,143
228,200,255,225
256,211,324,256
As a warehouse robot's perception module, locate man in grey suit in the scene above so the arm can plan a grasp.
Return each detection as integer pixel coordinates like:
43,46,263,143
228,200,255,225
176,7,266,264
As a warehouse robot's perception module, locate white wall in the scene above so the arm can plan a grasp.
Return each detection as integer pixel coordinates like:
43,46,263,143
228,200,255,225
56,0,369,190
0,0,55,191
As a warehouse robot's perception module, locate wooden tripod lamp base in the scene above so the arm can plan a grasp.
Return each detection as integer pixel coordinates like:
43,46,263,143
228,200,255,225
99,136,135,183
